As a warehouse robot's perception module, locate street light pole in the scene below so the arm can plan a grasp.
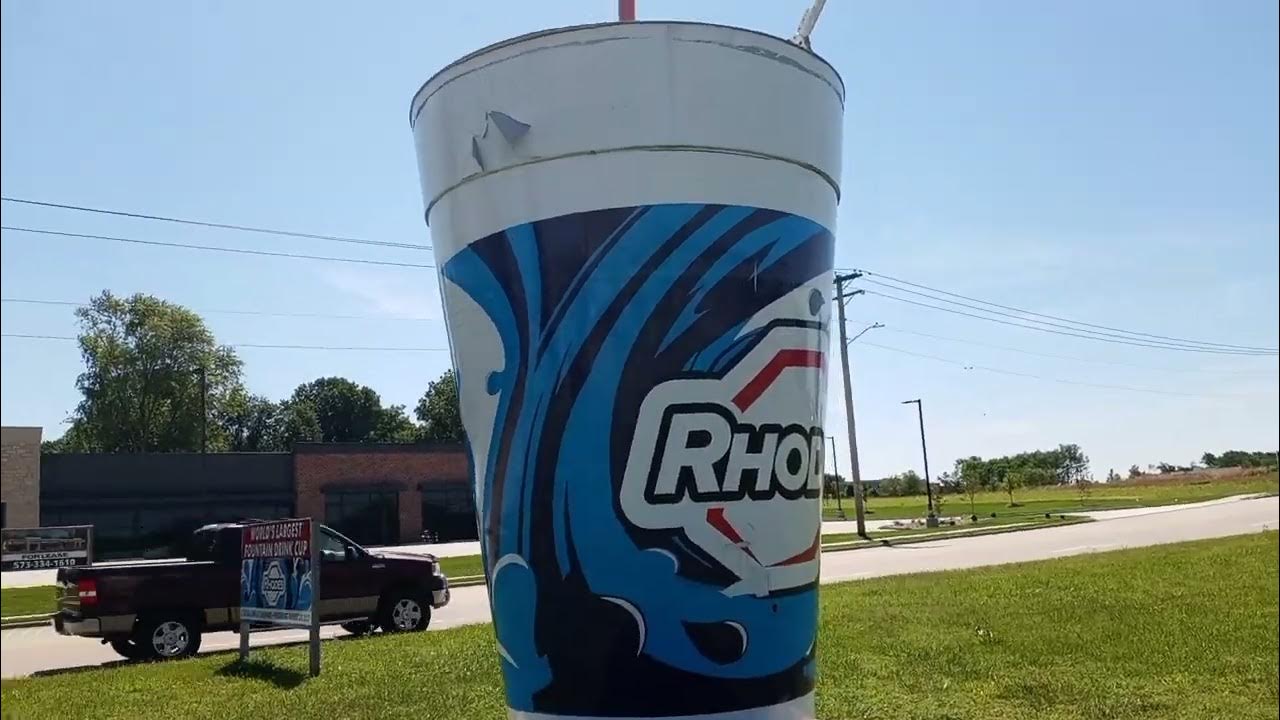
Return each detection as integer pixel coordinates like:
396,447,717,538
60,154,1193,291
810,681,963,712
848,322,884,345
901,399,937,526
198,367,208,455
834,272,869,537
826,435,844,518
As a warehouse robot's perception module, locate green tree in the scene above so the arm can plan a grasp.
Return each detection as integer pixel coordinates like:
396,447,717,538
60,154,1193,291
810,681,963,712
415,369,465,442
289,377,384,443
1201,450,1279,469
217,392,285,451
897,470,923,496
372,404,419,443
278,400,322,446
55,291,242,452
1055,443,1091,485
1003,468,1025,507
822,473,845,498
1076,474,1093,505
958,457,987,519
40,424,95,454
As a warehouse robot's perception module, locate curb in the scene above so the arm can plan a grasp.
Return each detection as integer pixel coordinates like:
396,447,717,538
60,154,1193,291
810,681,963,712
1,613,52,629
821,516,1093,552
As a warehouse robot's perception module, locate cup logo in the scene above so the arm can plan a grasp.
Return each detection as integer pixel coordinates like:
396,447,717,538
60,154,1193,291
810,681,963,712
621,324,825,598
261,561,288,608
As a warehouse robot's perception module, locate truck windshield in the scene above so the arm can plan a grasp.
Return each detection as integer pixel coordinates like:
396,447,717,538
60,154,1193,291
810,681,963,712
319,527,365,559
187,528,239,563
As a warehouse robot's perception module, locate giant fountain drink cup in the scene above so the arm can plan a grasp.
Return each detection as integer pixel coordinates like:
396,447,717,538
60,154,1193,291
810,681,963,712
410,21,843,719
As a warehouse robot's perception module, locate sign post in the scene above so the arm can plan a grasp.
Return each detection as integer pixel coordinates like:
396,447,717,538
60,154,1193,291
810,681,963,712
1,525,93,572
238,518,320,676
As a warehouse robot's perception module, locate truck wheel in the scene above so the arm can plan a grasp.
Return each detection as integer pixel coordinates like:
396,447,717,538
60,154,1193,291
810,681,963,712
379,591,431,633
108,637,148,660
137,615,202,660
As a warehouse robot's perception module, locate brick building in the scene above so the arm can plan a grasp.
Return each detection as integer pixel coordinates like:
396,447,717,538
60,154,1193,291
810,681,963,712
36,441,472,558
294,443,471,546
1,426,42,528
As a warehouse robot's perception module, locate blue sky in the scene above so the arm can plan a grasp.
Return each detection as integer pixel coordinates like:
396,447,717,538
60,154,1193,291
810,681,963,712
2,0,1277,480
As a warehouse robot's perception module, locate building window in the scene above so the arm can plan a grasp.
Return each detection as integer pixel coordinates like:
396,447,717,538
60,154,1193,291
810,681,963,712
42,500,293,560
325,490,399,547
421,483,477,542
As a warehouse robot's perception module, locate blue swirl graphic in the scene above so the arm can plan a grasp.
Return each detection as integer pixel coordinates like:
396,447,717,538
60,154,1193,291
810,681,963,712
443,203,833,716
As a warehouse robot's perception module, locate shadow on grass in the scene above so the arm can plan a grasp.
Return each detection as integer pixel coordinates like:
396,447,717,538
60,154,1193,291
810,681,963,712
215,658,307,689
24,628,403,680
31,658,137,678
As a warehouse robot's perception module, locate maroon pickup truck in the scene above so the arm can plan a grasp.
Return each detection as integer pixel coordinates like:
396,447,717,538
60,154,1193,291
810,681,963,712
54,522,450,660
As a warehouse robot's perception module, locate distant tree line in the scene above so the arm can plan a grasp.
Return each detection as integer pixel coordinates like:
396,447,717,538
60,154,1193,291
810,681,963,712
870,470,925,497
952,444,1091,490
41,291,464,453
1200,450,1278,469
1125,450,1278,478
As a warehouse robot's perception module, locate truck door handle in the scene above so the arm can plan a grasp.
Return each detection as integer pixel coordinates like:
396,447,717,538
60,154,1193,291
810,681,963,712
372,564,385,569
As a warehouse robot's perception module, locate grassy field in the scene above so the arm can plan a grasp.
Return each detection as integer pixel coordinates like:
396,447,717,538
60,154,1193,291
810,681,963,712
437,554,482,579
0,586,55,619
826,471,1279,520
3,533,1274,720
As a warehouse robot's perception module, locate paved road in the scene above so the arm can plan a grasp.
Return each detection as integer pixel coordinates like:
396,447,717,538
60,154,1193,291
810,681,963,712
3,494,1274,679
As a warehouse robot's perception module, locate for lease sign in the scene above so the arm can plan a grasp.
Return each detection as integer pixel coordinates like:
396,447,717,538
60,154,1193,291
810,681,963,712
239,519,315,627
1,526,93,572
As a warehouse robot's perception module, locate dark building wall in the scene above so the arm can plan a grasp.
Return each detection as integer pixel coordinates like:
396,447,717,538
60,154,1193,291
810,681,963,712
36,445,473,559
41,453,294,559
293,443,470,546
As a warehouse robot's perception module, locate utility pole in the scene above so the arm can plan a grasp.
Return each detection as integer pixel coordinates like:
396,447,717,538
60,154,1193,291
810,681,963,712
834,272,869,537
198,367,208,455
902,399,938,527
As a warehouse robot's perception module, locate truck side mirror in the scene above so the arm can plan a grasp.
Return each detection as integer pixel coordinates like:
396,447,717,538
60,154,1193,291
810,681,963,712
345,545,359,561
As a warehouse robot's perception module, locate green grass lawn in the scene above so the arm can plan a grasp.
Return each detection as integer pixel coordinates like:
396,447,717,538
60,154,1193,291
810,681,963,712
436,554,483,579
3,533,1275,719
826,471,1279,520
0,586,55,619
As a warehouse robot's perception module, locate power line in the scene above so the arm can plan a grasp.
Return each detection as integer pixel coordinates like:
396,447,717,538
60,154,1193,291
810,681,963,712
862,289,1275,356
1,333,448,352
860,279,1276,354
1,297,437,323
878,325,1277,376
1,196,432,252
850,268,1277,353
856,340,1249,398
1,226,435,269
